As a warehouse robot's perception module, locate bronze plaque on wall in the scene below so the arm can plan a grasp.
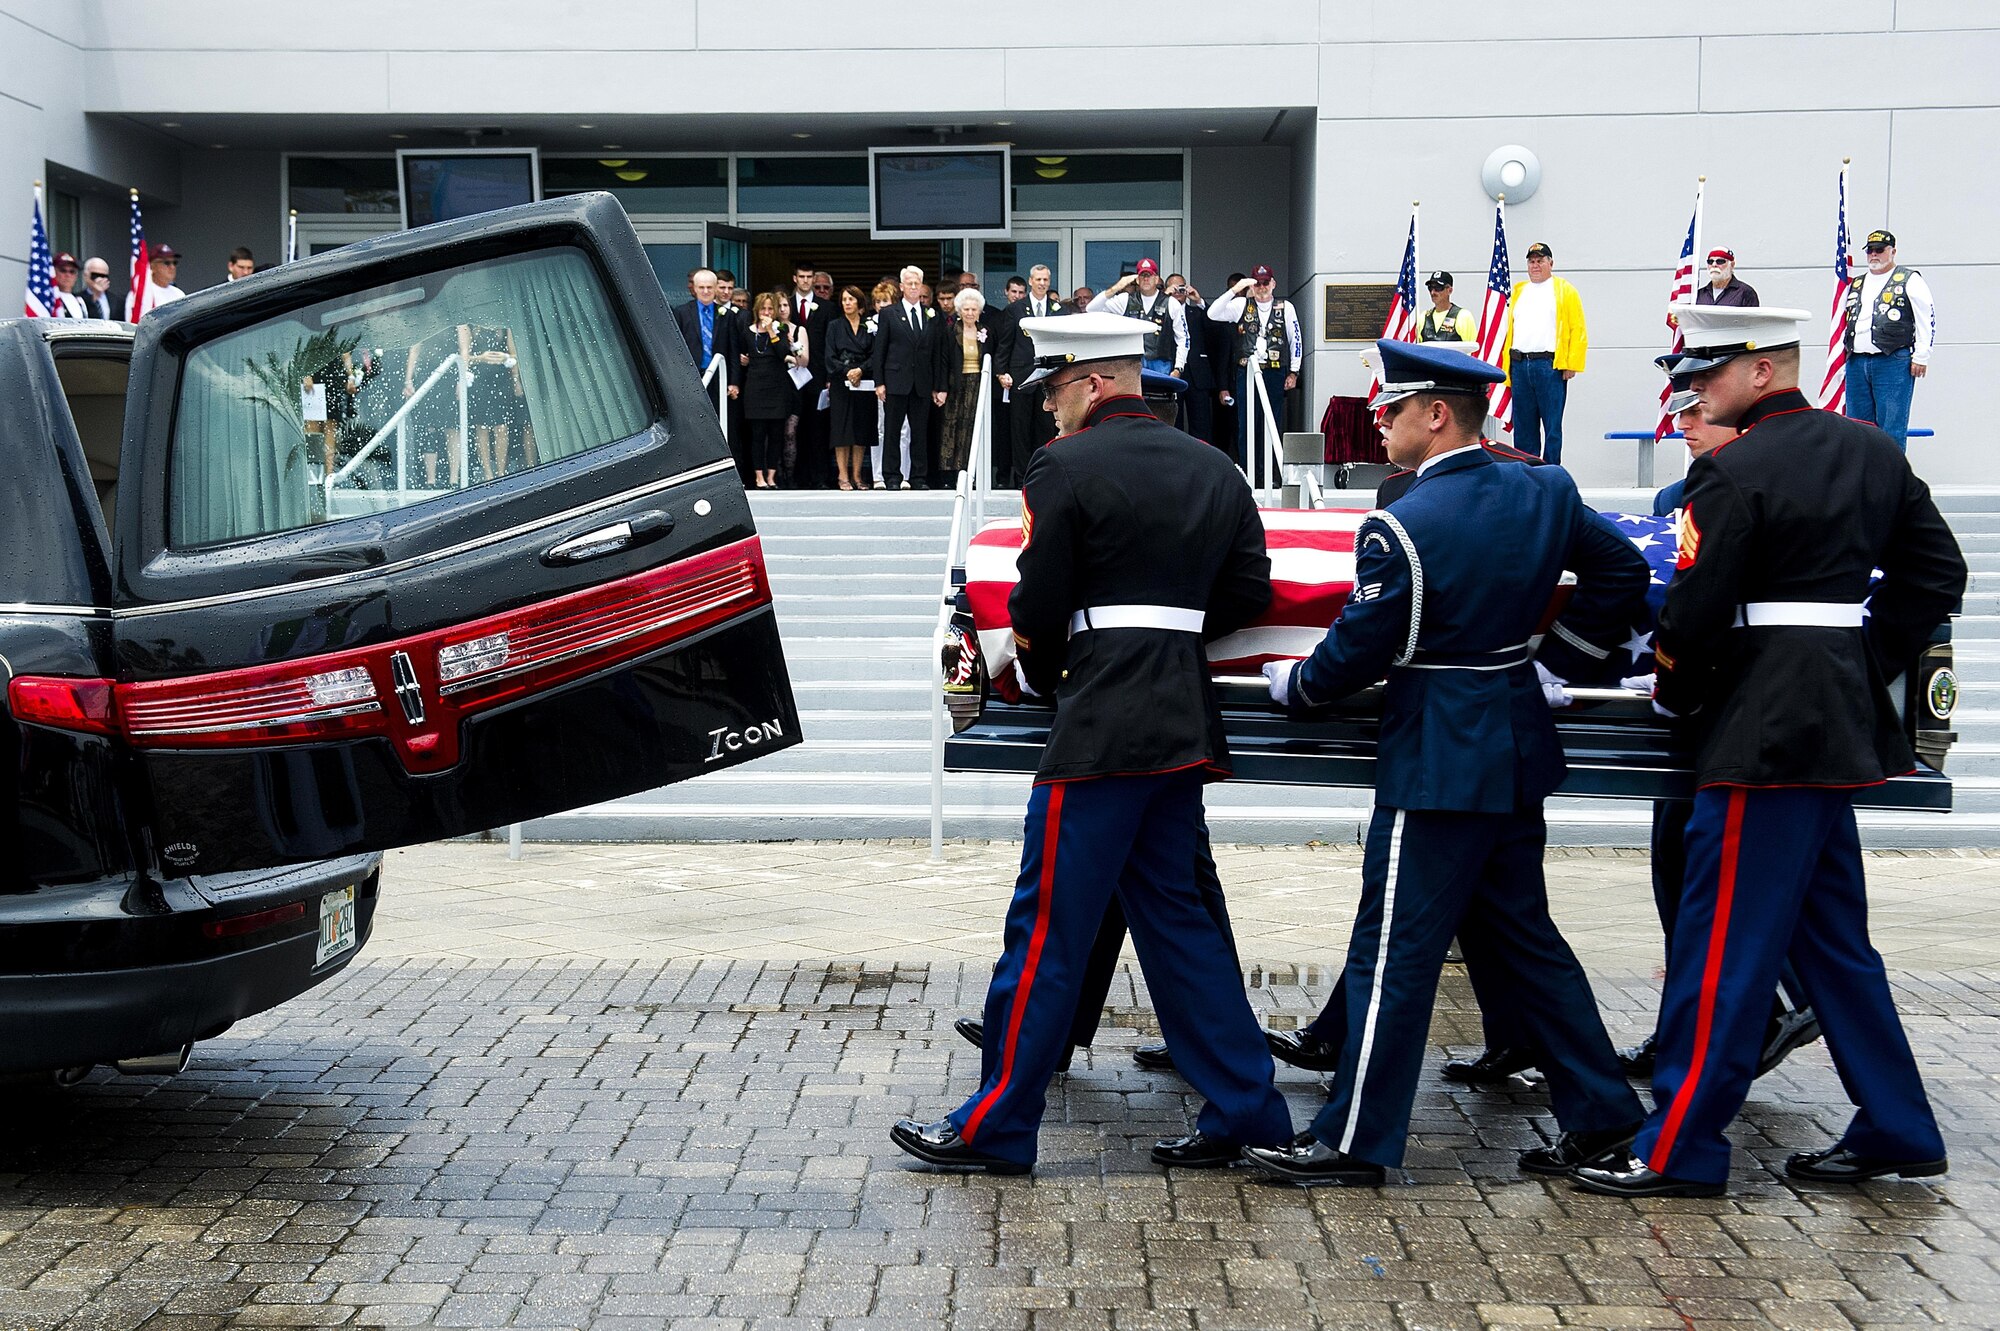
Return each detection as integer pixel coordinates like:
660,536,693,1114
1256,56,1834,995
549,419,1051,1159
1322,283,1397,341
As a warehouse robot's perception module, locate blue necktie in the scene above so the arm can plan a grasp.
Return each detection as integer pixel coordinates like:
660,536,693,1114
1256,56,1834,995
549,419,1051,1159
699,303,714,364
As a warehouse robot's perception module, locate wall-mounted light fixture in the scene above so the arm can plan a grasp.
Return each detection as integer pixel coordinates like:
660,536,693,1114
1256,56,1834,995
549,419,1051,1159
1481,145,1541,204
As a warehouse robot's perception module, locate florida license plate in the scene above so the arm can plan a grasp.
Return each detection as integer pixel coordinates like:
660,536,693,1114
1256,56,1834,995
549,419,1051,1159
316,886,357,967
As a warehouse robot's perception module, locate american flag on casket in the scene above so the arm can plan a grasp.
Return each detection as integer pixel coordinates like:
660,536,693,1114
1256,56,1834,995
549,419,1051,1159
959,508,1680,703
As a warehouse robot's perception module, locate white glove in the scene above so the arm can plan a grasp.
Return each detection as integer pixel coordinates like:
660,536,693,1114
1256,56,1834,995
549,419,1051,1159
1262,660,1293,706
1534,662,1572,709
1011,658,1040,699
1619,672,1656,693
1651,698,1680,719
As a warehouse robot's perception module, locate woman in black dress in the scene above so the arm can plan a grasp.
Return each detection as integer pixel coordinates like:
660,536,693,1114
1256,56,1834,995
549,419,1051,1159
459,322,522,482
823,286,876,491
741,292,802,489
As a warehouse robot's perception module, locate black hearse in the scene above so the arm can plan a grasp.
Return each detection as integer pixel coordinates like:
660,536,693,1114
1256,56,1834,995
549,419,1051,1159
0,194,797,1079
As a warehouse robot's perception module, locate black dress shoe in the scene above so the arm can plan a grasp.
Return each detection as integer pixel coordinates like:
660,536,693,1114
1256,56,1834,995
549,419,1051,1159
1617,1034,1657,1080
1572,1152,1723,1198
1265,1027,1343,1073
1785,1144,1948,1183
951,1017,1077,1072
1440,1046,1538,1085
890,1117,1030,1175
1150,1132,1243,1169
1755,1008,1822,1078
1132,1043,1176,1073
1518,1121,1643,1177
1243,1133,1386,1187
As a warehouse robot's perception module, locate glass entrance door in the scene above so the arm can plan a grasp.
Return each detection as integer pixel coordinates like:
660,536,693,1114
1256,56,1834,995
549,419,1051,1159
633,223,703,306
975,224,1181,305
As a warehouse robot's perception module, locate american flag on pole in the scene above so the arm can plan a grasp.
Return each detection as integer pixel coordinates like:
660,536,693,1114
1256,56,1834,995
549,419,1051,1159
1473,200,1514,431
1364,212,1420,399
1821,161,1852,411
1654,183,1703,439
125,189,152,322
23,182,55,318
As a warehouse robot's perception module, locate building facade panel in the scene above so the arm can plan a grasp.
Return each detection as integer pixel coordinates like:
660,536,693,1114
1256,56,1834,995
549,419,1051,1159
1318,38,1701,120
1700,30,2000,112
1329,2,1893,43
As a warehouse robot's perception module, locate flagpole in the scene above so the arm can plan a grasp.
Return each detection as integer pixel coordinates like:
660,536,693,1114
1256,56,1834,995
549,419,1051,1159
1690,176,1706,294
1411,200,1420,301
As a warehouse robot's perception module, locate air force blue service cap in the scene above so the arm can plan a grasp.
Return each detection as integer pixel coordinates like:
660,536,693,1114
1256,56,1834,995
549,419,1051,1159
1655,303,1812,375
1140,368,1188,400
1020,311,1156,387
1368,338,1506,412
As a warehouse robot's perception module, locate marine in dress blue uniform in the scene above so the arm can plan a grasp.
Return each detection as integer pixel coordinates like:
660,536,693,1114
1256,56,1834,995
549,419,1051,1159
892,316,1293,1175
1577,305,1966,1197
1245,340,1652,1186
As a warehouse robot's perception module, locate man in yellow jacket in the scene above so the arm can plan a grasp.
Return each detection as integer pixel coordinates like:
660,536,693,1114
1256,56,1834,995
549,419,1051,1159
1499,241,1588,464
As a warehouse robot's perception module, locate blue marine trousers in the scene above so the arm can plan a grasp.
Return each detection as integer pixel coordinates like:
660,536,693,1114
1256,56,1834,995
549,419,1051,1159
950,771,1292,1166
1309,805,1640,1168
1635,786,1943,1184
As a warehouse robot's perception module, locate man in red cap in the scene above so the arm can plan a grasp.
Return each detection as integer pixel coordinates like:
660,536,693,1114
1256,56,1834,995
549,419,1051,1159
1694,249,1759,307
1087,257,1188,379
1208,265,1302,467
49,253,85,318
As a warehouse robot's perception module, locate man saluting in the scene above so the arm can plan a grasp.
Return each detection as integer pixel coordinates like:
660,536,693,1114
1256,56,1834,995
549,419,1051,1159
891,313,1292,1176
1577,305,1965,1198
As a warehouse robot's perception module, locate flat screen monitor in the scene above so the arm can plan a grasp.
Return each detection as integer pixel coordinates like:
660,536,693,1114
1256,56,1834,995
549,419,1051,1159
868,147,1011,240
398,149,541,230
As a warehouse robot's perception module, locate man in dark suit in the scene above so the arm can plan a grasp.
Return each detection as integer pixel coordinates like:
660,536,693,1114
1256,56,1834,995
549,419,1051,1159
673,268,745,475
869,265,937,490
998,264,1067,486
987,275,1028,485
77,257,117,320
1168,274,1214,444
788,262,835,488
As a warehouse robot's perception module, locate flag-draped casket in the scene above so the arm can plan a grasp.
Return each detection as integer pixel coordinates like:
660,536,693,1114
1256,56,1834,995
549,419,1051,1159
961,507,1678,703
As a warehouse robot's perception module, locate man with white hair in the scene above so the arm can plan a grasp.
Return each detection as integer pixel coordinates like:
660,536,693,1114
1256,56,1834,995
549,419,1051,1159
869,264,938,489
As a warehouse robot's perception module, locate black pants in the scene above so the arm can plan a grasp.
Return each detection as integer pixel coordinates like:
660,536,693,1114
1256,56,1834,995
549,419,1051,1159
748,419,784,473
879,391,930,487
1006,383,1054,487
1184,382,1215,447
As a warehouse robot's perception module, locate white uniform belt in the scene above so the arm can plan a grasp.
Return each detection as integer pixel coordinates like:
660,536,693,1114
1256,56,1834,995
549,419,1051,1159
1733,601,1867,628
1068,604,1206,637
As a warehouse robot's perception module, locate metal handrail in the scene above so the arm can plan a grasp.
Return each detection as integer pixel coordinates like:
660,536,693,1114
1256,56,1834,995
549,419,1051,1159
1244,366,1287,505
700,352,728,446
326,352,462,498
928,354,997,861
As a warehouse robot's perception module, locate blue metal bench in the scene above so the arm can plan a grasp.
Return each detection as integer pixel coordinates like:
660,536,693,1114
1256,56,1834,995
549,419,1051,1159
1604,428,1933,487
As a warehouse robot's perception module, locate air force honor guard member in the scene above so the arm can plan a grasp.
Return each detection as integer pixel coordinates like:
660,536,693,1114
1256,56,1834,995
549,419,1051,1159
1246,340,1651,1186
1577,304,1967,1198
892,314,1293,1176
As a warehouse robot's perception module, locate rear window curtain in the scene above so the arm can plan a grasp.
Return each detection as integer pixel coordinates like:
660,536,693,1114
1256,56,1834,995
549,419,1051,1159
171,248,650,547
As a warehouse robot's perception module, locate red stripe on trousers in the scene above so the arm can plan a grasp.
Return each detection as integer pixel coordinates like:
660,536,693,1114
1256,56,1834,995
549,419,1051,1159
1648,787,1746,1173
961,781,1066,1142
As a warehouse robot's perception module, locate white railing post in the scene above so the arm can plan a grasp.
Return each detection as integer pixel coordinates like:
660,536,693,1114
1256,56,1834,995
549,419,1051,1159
931,481,972,864
1246,370,1286,506
971,353,993,526
455,359,470,488
700,353,729,449
327,352,460,504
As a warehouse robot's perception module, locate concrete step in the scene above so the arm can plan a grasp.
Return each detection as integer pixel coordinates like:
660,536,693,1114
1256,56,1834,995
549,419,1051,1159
791,709,935,742
770,613,939,639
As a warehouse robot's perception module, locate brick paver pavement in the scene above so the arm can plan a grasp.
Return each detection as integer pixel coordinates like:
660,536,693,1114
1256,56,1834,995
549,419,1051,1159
1,839,1997,1330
